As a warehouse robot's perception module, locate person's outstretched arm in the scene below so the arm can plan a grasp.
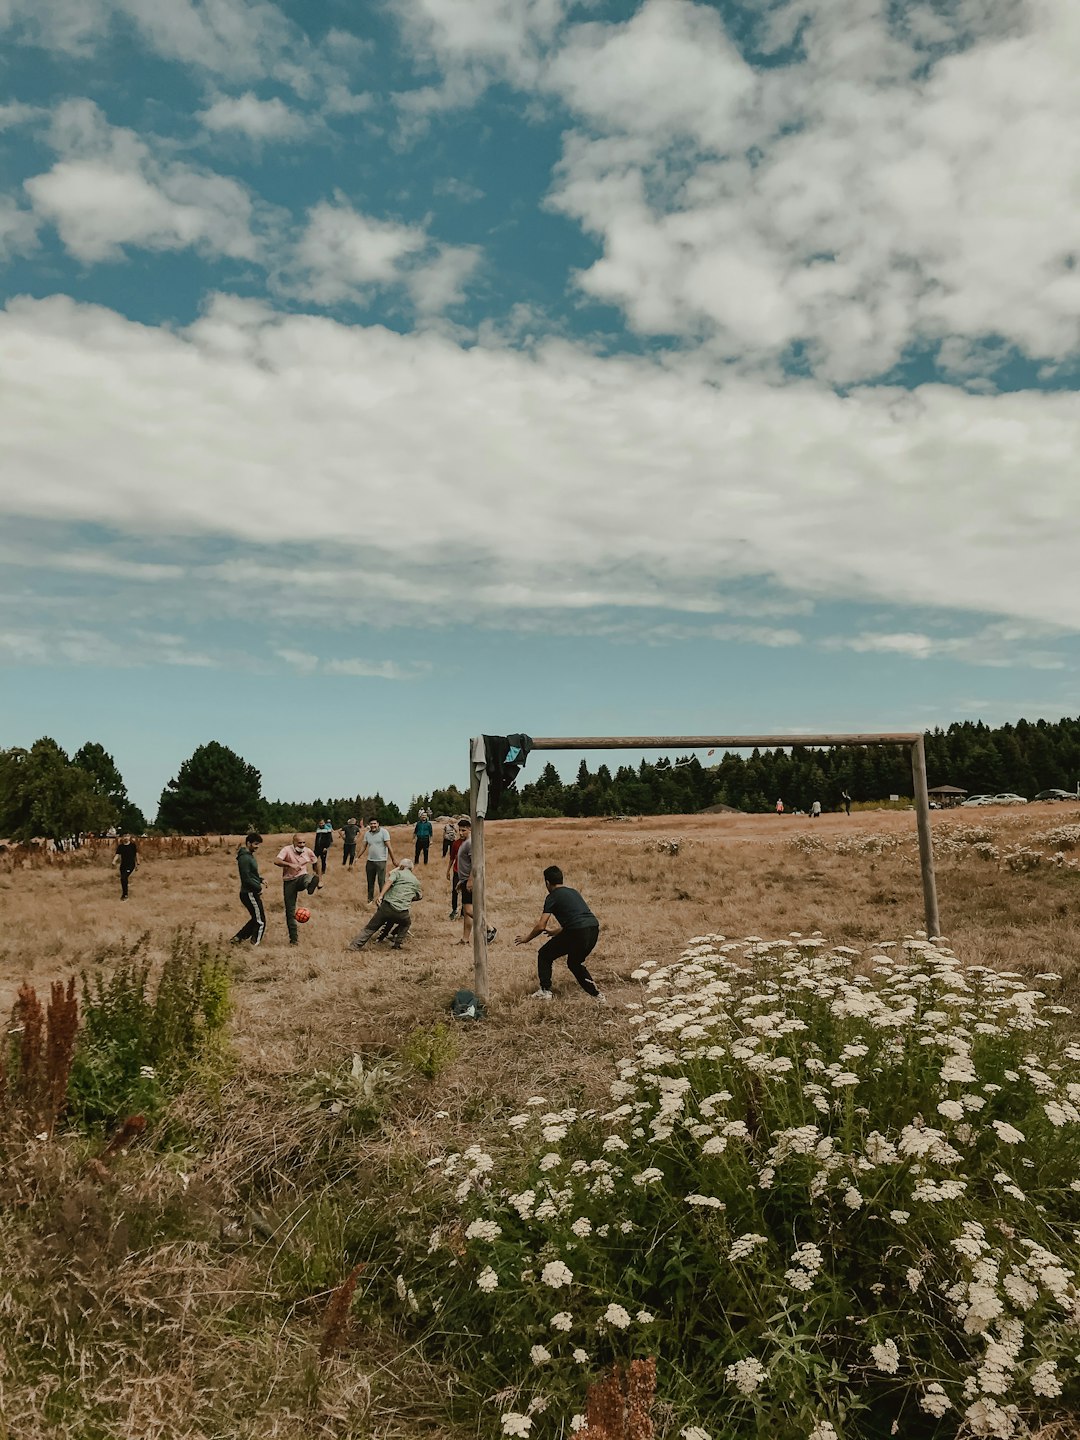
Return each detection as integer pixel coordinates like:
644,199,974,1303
516,913,553,945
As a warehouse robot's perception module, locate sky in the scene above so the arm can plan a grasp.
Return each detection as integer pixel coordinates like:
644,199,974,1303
1,0,1079,817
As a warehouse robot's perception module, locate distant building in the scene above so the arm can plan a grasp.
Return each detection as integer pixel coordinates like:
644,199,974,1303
927,785,968,808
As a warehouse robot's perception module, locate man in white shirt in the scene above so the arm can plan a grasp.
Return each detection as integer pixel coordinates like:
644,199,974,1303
362,817,396,902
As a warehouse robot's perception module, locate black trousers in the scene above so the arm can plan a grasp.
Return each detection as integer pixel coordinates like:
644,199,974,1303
414,838,430,864
119,865,135,899
234,889,266,944
538,926,600,996
315,846,329,873
342,842,356,866
442,836,452,857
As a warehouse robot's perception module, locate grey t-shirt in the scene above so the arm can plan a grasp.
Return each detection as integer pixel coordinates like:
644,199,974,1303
363,827,391,862
456,837,472,881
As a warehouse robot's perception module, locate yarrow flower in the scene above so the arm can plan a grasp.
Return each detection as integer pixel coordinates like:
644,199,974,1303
729,1233,768,1261
540,1261,573,1290
530,1344,551,1366
991,1121,1025,1146
725,1357,767,1394
476,1267,499,1292
465,1219,502,1242
870,1338,900,1374
603,1303,631,1329
501,1414,532,1437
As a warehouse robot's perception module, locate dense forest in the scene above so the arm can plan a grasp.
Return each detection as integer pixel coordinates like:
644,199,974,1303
407,716,1080,819
4,716,1078,838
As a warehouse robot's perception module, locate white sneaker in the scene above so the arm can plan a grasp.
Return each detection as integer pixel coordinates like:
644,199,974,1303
591,992,608,1005
529,988,553,1001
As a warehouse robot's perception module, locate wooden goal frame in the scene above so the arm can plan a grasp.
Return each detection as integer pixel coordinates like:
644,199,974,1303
468,732,940,1002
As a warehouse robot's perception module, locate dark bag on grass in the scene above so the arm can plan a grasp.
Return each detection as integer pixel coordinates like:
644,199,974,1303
450,988,485,1021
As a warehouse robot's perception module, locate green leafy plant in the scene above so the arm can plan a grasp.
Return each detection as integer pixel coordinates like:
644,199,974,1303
298,1052,403,1134
401,1022,460,1081
67,930,231,1128
401,934,1080,1440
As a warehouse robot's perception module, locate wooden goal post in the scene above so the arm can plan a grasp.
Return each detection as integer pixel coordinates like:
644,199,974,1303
468,733,940,1003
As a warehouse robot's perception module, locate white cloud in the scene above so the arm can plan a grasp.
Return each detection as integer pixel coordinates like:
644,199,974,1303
276,648,430,680
25,100,261,262
0,293,1077,639
0,198,38,261
0,625,221,668
290,196,479,312
199,92,309,141
545,0,1080,380
828,620,1071,670
388,0,1080,382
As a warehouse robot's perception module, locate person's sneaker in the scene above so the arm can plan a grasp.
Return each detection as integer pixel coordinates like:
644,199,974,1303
289,938,299,946
306,877,319,895
250,937,261,948
486,926,497,944
591,992,608,1005
391,941,404,950
529,988,553,1001
347,940,367,952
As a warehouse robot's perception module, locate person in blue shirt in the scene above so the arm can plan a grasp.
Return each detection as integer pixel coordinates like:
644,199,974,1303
413,812,433,865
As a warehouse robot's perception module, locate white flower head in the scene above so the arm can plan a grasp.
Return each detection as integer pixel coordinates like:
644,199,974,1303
530,1344,551,1366
603,1303,631,1329
501,1414,532,1437
540,1260,573,1290
476,1266,499,1292
550,1311,573,1332
870,1339,900,1374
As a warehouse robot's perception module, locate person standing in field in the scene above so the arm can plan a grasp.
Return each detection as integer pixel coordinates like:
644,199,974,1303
232,832,265,946
362,817,396,902
515,865,604,1003
274,832,319,944
313,818,334,878
450,817,472,941
348,858,423,951
112,833,138,899
413,812,433,865
776,798,784,815
341,816,360,868
842,790,852,816
442,818,457,858
446,821,465,919
810,800,822,819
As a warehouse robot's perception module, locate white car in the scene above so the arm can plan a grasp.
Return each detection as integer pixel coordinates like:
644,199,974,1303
990,793,1028,805
960,795,993,807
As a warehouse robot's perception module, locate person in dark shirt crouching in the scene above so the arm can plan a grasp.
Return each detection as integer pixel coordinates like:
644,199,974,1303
515,865,604,1003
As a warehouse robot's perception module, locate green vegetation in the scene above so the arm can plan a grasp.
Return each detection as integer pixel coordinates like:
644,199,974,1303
156,740,265,834
68,930,232,1128
404,935,1080,1439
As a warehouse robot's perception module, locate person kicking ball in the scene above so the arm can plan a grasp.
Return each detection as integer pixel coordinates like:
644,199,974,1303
515,865,604,1003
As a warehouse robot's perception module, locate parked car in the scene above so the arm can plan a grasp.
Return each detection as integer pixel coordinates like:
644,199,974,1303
1032,789,1077,802
960,795,993,807
990,793,1028,805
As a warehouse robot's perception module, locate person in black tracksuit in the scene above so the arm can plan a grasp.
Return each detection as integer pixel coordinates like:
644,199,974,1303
515,865,604,1002
233,833,266,946
113,835,138,899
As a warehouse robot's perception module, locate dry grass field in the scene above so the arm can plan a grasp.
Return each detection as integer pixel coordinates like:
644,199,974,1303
3,805,1080,1439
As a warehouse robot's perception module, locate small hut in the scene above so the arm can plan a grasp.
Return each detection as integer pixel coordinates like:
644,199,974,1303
927,785,968,808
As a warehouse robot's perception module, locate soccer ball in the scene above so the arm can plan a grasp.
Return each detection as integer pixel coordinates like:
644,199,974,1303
295,907,311,923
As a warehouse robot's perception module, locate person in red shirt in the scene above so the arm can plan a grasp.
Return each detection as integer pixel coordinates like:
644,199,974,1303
446,819,467,920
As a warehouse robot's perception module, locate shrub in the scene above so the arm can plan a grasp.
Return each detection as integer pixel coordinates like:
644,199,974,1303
298,1052,403,1133
68,930,231,1128
1,978,78,1137
404,934,1080,1440
401,1022,460,1081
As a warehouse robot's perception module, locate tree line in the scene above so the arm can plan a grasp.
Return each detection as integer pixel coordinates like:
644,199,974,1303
2,715,1078,840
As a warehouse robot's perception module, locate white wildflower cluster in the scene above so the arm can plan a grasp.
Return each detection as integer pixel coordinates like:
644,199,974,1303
428,931,1080,1440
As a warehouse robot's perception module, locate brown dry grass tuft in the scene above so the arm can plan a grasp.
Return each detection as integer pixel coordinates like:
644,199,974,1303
1,806,1079,1437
